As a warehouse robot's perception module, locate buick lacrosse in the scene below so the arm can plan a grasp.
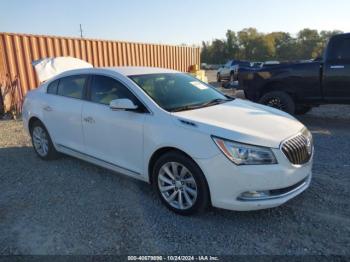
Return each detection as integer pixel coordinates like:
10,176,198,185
23,67,313,215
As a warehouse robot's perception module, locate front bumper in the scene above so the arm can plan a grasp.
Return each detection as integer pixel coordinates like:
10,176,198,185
195,148,313,211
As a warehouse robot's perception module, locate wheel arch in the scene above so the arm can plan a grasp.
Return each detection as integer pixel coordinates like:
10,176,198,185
147,146,212,205
148,147,192,184
259,81,296,100
28,116,44,133
28,116,56,148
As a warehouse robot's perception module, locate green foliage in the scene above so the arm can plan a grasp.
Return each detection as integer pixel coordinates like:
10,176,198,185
201,28,343,63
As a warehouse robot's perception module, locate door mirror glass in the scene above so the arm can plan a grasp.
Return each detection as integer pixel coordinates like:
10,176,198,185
109,99,138,110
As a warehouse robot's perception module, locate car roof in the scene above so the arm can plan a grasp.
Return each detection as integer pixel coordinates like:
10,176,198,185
105,66,179,76
45,66,180,84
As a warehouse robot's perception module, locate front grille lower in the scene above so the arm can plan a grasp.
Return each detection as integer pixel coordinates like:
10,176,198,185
281,134,312,165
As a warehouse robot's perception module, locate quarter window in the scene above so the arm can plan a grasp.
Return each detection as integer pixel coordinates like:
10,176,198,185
90,75,138,105
47,80,59,94
57,75,87,99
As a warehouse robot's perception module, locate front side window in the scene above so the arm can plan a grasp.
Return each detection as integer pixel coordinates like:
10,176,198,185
129,73,231,112
90,75,138,105
57,75,87,99
328,37,350,62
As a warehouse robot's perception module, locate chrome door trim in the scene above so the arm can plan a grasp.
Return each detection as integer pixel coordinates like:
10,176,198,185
56,144,146,181
330,65,345,69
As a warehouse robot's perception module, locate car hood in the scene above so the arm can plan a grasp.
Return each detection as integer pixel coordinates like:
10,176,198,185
172,99,305,148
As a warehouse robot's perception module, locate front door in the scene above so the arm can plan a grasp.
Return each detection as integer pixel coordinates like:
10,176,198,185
82,74,146,175
323,35,350,102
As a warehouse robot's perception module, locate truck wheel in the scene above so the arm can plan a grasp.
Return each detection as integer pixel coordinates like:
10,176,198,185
295,105,312,115
259,91,295,114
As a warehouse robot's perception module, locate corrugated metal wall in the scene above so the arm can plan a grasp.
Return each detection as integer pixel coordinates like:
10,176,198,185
0,32,200,113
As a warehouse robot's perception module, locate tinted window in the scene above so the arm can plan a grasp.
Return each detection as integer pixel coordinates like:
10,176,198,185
47,80,59,94
328,37,350,61
130,73,229,112
238,61,251,67
90,75,137,105
57,75,87,99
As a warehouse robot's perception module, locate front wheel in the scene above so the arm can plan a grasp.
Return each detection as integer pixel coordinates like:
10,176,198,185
153,151,209,215
259,91,295,114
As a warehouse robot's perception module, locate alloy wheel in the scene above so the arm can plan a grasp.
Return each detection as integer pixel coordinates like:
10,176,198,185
32,126,49,157
157,162,198,210
267,97,286,110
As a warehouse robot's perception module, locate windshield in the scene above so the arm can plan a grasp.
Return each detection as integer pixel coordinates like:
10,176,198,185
129,73,232,112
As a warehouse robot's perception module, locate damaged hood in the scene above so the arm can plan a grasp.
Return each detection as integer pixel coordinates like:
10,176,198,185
32,57,93,82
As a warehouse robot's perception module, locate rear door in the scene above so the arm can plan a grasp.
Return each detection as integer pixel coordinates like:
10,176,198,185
323,35,350,101
43,75,88,152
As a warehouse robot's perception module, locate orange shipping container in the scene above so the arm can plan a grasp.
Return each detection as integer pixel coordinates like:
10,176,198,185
0,32,200,113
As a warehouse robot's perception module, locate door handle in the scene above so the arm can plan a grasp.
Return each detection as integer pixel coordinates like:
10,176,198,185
83,116,95,123
330,65,345,69
43,106,53,112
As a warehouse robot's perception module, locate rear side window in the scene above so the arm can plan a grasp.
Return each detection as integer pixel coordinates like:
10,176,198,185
57,75,87,99
90,75,138,105
47,80,59,94
328,37,350,62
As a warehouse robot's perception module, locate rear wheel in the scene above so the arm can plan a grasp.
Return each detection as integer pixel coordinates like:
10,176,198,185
259,91,295,114
153,151,209,215
30,121,59,160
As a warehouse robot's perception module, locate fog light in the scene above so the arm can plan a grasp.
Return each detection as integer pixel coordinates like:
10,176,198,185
238,190,270,200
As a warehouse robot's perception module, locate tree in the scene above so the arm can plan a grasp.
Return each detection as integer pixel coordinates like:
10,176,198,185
208,39,227,64
296,29,319,59
225,30,240,59
200,28,343,64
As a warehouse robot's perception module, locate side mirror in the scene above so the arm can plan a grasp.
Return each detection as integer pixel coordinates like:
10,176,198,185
109,98,138,111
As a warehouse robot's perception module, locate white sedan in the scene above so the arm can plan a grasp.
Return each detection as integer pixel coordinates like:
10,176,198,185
22,66,313,215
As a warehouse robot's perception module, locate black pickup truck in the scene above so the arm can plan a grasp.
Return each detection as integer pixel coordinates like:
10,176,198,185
238,33,350,114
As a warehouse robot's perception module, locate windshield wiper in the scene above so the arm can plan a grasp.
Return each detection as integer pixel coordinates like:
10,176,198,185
170,98,233,112
170,104,206,112
199,98,233,107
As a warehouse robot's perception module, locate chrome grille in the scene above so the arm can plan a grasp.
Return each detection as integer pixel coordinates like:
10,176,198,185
281,134,312,165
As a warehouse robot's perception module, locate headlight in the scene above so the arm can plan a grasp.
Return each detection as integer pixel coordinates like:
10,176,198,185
301,127,313,155
212,136,277,165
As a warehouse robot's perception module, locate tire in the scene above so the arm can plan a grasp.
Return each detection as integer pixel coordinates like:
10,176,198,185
152,151,210,215
295,105,312,115
259,91,295,114
30,120,59,160
217,73,221,82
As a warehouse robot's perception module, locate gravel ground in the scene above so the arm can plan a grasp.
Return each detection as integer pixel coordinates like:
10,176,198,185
0,74,349,255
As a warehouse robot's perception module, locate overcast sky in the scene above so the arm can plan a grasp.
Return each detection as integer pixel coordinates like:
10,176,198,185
0,0,349,45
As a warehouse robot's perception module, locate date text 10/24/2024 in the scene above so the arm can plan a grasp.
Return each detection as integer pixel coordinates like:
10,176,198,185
127,256,220,261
